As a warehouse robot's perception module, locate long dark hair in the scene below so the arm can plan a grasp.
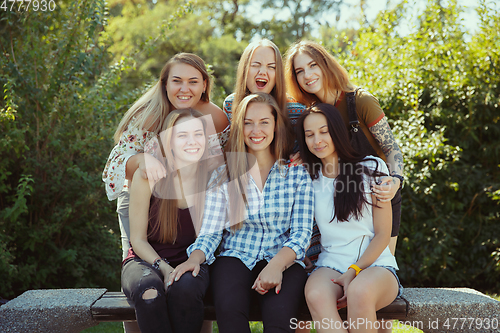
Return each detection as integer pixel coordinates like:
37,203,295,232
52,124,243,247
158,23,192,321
297,103,386,222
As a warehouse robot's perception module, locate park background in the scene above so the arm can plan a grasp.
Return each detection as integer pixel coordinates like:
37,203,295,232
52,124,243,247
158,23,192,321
0,0,499,308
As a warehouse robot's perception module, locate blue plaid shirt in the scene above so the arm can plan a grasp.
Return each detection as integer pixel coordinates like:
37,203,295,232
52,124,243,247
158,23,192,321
187,162,314,269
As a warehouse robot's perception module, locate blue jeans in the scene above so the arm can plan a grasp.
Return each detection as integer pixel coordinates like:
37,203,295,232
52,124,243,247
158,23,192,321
121,258,210,333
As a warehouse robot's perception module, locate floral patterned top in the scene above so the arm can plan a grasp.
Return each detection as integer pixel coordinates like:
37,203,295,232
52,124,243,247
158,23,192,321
102,123,230,201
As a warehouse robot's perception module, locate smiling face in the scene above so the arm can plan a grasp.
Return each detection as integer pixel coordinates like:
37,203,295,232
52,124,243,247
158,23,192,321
293,52,325,99
170,116,206,167
243,102,276,155
303,112,336,165
166,63,207,109
245,46,277,94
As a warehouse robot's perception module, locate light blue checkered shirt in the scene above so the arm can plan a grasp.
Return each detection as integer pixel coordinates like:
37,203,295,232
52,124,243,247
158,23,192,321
187,162,314,269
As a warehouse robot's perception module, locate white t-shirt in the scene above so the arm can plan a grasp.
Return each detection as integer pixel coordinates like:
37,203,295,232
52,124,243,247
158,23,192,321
314,156,398,273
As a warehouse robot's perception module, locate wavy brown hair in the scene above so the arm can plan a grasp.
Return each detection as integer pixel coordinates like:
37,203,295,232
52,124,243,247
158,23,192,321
285,40,354,107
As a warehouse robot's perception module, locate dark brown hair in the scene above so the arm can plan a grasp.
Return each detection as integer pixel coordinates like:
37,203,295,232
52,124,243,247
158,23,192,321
297,103,386,222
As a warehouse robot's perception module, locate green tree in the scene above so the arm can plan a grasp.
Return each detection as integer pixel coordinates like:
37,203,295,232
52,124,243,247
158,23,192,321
329,0,500,291
105,0,248,106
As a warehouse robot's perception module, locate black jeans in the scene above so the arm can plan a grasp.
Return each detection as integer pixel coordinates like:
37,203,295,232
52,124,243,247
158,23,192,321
121,258,209,333
211,256,307,333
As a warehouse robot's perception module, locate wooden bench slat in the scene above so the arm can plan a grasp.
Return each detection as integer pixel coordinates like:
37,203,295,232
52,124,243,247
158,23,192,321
91,291,407,322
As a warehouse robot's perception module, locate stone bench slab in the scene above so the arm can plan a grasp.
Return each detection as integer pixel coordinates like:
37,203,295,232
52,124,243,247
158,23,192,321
1,287,499,332
0,288,106,333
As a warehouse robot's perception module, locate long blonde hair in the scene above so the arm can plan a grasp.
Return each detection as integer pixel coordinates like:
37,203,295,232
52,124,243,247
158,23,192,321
285,40,353,107
114,53,212,143
222,93,289,231
232,39,293,155
149,108,211,243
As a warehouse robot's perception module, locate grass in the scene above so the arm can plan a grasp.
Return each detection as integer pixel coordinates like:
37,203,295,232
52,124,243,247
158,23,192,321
81,322,123,333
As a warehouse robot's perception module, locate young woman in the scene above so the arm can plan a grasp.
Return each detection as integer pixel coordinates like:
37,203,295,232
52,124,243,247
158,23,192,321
285,41,404,253
103,52,229,261
223,38,304,157
169,93,314,333
122,109,214,333
297,103,402,333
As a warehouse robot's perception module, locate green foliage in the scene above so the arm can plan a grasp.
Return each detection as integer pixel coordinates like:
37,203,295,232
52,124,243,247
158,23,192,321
104,0,245,106
1,0,499,300
328,0,500,291
0,0,125,298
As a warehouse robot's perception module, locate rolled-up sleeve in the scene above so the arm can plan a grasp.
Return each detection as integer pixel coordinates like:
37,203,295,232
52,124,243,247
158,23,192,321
282,170,314,261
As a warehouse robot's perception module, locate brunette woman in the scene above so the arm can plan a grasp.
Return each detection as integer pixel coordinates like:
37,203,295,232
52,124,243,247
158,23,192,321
297,103,402,333
285,41,404,254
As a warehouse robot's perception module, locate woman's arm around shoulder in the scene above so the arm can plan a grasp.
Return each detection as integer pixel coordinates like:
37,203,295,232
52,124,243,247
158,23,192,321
368,117,404,201
196,101,230,133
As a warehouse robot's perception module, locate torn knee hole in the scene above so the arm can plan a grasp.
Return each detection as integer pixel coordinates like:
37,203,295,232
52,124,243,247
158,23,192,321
142,288,158,300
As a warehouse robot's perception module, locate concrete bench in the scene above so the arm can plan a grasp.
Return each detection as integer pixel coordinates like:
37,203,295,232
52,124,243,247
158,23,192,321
0,287,499,332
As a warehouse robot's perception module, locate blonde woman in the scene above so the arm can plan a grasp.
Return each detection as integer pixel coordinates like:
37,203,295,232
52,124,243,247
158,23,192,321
103,53,226,333
223,39,303,157
103,53,229,261
122,109,215,333
170,93,314,333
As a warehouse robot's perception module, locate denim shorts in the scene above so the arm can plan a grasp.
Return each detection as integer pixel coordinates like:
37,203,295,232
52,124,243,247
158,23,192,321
313,264,403,298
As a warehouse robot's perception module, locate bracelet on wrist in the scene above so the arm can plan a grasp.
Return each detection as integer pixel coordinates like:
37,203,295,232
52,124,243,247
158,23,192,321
348,264,362,276
152,257,169,271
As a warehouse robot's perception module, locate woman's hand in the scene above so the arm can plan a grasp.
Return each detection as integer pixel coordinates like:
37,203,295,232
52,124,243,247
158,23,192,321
289,151,302,166
252,262,284,295
166,250,205,287
159,262,175,290
166,259,200,287
138,153,167,183
371,176,399,202
303,255,314,273
332,268,356,309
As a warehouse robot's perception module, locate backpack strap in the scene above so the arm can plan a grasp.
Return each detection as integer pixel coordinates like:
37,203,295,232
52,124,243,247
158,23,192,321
347,87,362,132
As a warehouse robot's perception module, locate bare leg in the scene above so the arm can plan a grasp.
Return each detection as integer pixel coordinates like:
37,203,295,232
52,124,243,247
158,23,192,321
305,267,347,333
346,267,398,333
377,235,398,333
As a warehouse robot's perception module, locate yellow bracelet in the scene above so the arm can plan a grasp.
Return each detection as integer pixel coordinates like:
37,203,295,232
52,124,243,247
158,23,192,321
348,264,362,276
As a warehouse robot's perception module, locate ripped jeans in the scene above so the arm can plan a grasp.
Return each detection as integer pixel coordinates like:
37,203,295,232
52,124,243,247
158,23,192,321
121,258,210,333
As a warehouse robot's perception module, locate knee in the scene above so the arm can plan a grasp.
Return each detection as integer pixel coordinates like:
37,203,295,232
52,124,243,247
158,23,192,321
168,272,206,302
142,288,158,301
305,285,330,311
